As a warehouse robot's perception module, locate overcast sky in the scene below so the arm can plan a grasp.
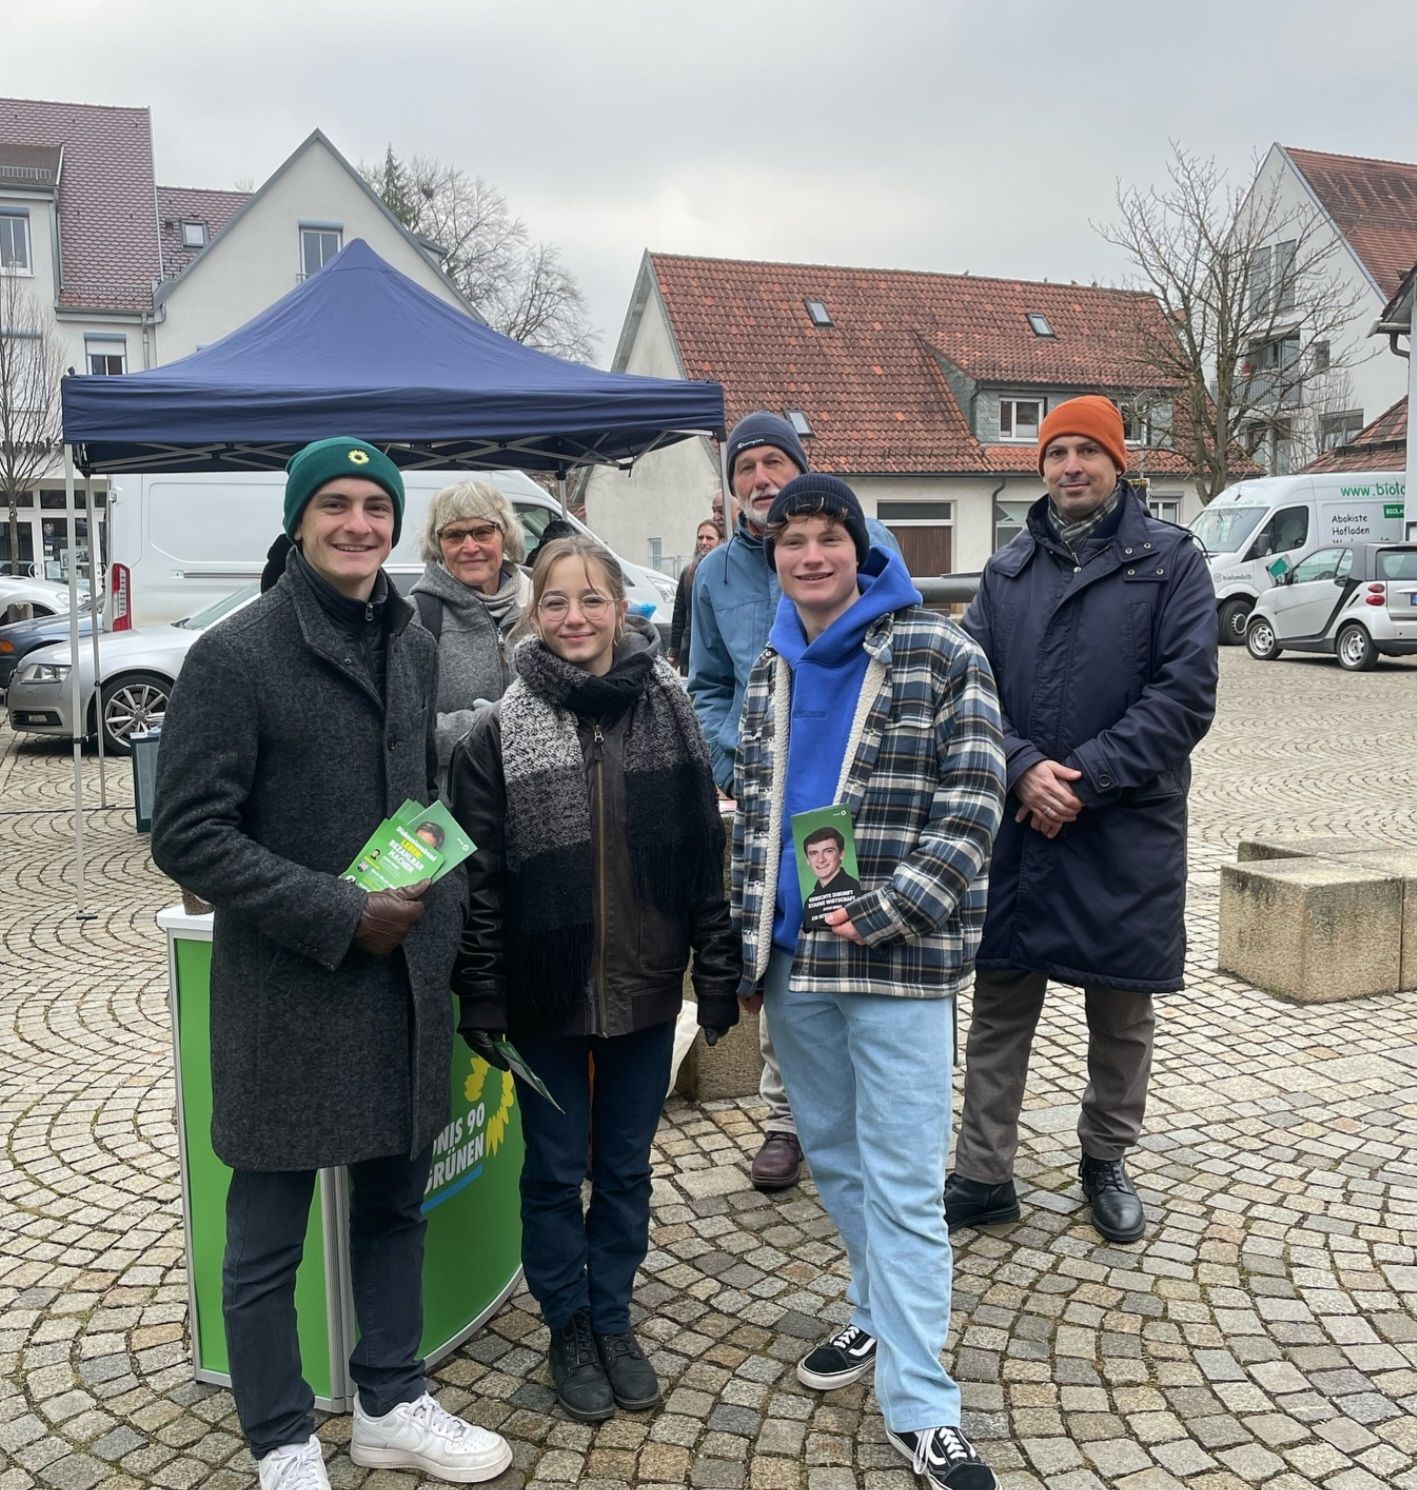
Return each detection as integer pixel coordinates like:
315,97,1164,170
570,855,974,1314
9,0,1417,363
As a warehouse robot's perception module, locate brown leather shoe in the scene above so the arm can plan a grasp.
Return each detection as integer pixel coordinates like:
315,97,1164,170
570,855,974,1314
751,1132,802,1191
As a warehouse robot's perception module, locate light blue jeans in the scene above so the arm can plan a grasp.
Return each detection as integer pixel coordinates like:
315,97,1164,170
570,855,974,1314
766,949,960,1432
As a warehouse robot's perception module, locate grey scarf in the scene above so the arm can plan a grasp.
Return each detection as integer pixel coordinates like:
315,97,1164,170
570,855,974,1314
1047,487,1120,557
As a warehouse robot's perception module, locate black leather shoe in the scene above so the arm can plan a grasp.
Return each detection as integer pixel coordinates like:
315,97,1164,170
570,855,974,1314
548,1308,614,1421
943,1173,1021,1231
1078,1154,1145,1243
595,1328,660,1411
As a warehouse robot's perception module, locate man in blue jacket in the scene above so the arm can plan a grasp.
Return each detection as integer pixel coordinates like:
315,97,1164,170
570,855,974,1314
946,396,1218,1244
688,412,899,1191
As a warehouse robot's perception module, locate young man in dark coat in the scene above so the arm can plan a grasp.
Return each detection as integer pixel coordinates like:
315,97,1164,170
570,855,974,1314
947,397,1219,1245
152,438,511,1490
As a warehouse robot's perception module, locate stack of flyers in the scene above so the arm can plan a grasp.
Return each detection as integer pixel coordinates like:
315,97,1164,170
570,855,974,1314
493,1039,565,1113
342,799,476,890
791,803,864,929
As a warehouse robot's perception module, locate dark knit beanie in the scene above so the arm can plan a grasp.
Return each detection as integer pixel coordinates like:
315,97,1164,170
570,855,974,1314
283,437,406,544
723,411,810,485
763,474,870,570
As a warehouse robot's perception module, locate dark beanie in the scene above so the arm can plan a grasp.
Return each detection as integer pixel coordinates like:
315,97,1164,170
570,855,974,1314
283,437,406,544
763,473,870,570
724,411,810,483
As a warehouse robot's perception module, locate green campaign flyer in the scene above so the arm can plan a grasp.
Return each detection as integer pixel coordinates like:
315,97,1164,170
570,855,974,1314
342,800,476,890
790,804,864,929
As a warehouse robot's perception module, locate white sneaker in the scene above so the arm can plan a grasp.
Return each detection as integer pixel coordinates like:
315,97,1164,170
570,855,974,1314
257,1437,329,1490
350,1392,513,1483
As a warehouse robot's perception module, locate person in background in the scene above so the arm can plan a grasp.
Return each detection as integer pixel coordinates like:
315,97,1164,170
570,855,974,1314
689,410,900,1193
411,480,533,791
449,536,740,1425
732,473,1004,1490
667,518,723,675
152,437,510,1490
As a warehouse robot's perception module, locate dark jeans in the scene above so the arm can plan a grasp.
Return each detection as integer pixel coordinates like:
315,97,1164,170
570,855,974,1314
223,1147,433,1458
516,1020,675,1333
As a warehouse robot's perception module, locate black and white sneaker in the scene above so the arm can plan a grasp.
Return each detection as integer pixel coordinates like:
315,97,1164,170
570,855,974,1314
886,1425,997,1490
795,1324,877,1389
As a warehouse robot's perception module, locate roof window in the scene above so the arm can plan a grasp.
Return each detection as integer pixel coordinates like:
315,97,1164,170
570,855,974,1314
784,410,814,438
181,221,208,249
1026,312,1055,338
804,298,833,328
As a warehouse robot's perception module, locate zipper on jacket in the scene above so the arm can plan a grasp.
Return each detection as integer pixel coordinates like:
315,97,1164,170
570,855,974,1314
365,600,374,622
591,722,610,1037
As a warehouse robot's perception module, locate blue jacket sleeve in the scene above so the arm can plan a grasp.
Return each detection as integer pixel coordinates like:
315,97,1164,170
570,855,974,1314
1067,541,1220,802
686,561,736,793
960,570,1046,793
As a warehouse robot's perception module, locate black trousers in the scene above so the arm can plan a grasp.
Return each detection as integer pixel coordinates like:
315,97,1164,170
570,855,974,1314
223,1146,433,1458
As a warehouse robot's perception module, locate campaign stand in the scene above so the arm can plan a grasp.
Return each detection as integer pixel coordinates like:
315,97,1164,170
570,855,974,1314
159,905,524,1410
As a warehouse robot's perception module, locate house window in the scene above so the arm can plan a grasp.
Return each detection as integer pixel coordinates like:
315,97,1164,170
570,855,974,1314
84,335,127,376
999,396,1044,441
300,226,343,279
1147,495,1182,524
994,499,1032,551
804,298,833,327
877,501,953,577
0,211,32,274
784,409,814,438
1121,405,1152,445
180,221,207,249
1319,410,1364,452
1026,313,1055,338
1,332,44,413
1313,340,1330,373
1273,239,1297,313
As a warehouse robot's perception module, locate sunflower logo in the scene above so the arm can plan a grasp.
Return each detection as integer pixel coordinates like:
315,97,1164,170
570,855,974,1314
348,449,370,465
464,1055,515,1155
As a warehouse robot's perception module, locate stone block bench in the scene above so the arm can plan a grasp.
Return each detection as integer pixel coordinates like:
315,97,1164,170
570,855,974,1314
1220,838,1417,1002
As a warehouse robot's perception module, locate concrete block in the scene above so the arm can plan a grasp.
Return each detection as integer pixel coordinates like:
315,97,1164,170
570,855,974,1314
1219,859,1403,1002
1236,834,1376,863
675,995,764,1101
1334,849,1417,992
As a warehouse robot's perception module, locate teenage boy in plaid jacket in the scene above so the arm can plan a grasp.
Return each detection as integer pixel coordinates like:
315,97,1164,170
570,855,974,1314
731,475,1005,1490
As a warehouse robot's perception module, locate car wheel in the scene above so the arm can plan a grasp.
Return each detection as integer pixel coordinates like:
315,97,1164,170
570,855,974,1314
98,671,171,755
1245,616,1281,660
1335,623,1376,673
1217,597,1252,647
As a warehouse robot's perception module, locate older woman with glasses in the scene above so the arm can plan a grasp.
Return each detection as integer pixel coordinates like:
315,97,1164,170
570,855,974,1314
412,480,534,789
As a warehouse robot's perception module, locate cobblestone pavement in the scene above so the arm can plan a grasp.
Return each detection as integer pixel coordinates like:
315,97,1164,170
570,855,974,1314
3,648,1417,1490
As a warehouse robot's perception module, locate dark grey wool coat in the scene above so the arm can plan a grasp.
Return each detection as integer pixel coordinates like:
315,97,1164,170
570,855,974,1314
151,555,467,1171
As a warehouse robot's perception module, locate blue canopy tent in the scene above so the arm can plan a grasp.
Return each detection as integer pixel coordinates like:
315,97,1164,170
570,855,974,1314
53,239,725,912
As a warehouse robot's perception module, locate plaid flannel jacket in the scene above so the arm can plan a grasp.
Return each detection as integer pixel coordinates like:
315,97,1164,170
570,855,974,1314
732,605,1005,1000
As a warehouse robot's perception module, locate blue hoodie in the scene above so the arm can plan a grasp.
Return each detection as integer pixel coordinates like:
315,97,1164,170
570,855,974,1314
770,547,922,952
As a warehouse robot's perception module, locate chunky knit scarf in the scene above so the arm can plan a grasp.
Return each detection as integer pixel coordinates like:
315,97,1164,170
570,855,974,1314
498,623,724,1025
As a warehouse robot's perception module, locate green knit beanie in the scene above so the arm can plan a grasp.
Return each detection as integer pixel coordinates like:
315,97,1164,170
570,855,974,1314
283,437,406,544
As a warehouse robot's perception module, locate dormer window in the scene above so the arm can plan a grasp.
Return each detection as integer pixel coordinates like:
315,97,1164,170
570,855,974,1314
181,221,208,249
804,298,833,328
785,410,814,438
1026,312,1055,338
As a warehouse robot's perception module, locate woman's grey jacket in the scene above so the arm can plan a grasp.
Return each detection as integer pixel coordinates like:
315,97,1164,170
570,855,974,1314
150,553,466,1172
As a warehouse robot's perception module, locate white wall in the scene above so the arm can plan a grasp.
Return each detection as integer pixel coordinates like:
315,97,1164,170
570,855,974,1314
155,139,466,362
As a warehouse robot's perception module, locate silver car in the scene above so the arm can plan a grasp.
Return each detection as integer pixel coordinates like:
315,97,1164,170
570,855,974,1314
1244,542,1417,671
0,575,91,622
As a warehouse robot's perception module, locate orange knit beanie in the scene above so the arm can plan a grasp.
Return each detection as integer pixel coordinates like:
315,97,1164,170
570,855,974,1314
1036,396,1127,475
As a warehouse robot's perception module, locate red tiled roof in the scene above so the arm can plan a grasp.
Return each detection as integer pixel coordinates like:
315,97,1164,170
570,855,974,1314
1302,397,1408,473
0,96,161,311
648,253,1189,477
156,185,250,275
1286,147,1417,300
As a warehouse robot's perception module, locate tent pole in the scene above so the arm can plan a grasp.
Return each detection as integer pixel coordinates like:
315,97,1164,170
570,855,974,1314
65,448,91,919
86,473,107,808
556,472,568,518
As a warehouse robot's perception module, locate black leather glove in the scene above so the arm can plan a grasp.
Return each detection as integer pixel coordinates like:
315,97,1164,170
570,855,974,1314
697,994,740,1048
463,1029,511,1070
352,879,430,958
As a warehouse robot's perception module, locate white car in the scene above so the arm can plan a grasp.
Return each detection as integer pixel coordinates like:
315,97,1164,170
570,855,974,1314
1244,542,1417,671
0,576,91,622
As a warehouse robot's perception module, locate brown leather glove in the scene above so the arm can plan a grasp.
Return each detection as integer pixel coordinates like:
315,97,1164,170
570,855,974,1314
353,880,431,958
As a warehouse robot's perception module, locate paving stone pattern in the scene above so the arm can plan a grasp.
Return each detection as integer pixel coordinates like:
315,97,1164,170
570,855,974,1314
3,650,1417,1489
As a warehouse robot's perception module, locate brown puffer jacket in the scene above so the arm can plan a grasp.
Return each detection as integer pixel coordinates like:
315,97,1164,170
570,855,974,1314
448,703,740,1040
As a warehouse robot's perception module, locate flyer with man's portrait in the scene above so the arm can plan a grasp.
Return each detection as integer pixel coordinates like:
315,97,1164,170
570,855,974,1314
791,804,864,929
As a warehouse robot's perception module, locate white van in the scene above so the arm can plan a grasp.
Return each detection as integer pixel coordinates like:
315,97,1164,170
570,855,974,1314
104,468,677,631
1189,472,1407,644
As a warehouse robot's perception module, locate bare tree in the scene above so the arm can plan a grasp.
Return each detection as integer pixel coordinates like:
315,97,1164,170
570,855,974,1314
0,274,65,575
365,148,598,363
1097,144,1369,501
1284,366,1362,471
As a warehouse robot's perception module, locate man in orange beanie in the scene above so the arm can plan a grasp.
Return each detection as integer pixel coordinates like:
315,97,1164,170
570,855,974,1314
946,395,1219,1245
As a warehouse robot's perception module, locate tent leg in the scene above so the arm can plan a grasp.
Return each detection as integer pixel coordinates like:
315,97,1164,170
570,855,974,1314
86,474,107,808
65,449,93,920
556,473,568,518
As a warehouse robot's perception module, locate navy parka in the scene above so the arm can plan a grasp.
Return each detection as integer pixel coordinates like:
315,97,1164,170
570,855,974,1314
962,483,1219,992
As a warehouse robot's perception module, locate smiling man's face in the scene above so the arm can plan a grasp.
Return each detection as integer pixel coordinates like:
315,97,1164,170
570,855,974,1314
1041,435,1119,521
294,478,394,599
